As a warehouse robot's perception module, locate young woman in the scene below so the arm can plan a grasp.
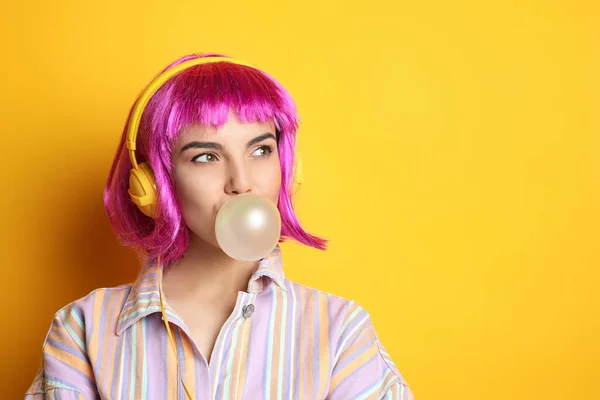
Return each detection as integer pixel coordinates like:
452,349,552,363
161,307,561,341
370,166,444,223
26,54,414,399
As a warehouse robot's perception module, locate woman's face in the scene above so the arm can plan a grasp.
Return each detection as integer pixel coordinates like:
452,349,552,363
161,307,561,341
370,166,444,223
171,110,281,250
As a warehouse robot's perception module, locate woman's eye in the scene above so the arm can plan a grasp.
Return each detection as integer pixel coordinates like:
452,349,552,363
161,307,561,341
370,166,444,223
252,145,274,157
191,153,218,163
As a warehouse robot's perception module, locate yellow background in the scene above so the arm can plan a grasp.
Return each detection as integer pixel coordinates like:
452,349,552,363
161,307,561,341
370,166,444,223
1,1,599,399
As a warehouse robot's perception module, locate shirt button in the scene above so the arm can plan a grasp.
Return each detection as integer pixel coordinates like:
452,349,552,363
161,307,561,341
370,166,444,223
242,304,255,318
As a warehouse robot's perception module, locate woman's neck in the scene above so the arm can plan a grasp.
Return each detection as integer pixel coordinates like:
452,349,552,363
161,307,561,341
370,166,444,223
161,235,260,302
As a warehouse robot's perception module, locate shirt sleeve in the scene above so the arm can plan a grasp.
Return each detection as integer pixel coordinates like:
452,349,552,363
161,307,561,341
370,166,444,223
381,382,415,400
25,304,97,399
326,302,414,400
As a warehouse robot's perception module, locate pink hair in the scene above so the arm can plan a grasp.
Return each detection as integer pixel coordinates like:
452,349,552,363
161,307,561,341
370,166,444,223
103,53,327,266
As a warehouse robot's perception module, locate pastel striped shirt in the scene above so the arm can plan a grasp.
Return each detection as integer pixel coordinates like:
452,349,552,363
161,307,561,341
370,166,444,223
26,245,414,399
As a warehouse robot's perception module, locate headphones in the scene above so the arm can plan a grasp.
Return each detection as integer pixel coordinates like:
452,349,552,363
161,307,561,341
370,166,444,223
125,56,303,219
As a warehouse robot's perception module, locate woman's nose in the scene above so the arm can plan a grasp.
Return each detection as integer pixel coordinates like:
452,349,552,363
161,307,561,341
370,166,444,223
224,161,252,195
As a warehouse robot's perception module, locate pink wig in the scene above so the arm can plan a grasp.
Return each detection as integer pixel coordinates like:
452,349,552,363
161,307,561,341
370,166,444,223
103,53,327,266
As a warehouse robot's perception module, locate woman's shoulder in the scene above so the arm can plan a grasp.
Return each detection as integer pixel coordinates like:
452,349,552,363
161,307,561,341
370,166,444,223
284,279,411,389
28,283,136,398
286,278,368,305
44,283,134,336
284,279,374,328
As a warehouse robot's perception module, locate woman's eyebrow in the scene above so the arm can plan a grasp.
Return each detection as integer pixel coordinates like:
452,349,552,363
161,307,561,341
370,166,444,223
180,132,276,154
246,132,276,148
180,141,223,153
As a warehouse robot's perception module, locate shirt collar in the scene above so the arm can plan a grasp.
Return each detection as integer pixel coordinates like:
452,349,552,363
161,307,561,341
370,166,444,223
116,244,286,335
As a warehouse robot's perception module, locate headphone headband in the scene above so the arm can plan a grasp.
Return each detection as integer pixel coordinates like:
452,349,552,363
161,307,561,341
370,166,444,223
122,55,300,221
125,57,258,169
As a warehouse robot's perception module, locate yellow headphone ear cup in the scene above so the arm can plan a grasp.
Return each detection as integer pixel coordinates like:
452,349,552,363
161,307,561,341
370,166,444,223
292,154,303,193
128,162,157,218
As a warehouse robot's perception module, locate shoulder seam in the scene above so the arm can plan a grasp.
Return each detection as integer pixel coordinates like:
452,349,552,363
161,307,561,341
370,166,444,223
375,338,409,386
27,378,85,395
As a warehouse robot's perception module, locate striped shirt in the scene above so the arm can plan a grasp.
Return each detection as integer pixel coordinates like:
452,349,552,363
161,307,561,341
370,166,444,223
26,245,414,399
